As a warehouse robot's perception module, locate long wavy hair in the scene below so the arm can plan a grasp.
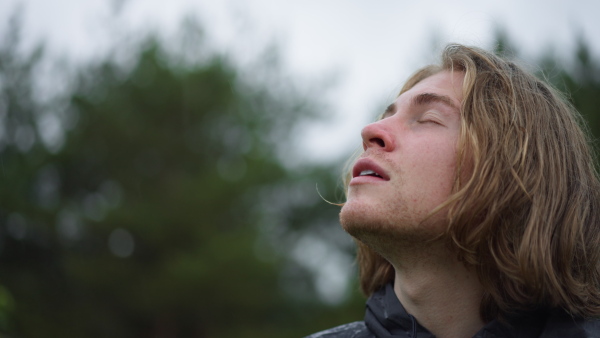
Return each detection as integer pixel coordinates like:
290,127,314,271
349,44,600,321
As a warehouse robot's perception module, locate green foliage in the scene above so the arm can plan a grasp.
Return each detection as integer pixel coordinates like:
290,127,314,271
0,15,360,338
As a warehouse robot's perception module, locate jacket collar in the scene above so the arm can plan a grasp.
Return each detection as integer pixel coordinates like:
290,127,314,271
365,283,434,338
364,283,548,338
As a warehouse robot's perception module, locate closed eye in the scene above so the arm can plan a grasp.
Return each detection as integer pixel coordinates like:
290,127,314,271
417,112,444,126
417,118,443,125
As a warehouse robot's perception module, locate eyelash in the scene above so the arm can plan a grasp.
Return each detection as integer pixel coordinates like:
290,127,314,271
418,118,442,125
417,112,443,125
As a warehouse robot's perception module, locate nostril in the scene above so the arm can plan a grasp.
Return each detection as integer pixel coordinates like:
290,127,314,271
371,137,385,148
361,123,392,151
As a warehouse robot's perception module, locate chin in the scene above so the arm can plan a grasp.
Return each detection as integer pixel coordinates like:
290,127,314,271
339,200,396,239
339,200,445,247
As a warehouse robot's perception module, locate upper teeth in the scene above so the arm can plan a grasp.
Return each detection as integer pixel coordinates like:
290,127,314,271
360,170,377,176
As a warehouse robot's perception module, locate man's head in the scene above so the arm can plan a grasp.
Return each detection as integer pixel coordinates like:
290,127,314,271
341,70,464,249
341,44,600,320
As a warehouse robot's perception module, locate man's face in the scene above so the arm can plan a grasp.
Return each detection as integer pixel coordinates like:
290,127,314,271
340,71,464,243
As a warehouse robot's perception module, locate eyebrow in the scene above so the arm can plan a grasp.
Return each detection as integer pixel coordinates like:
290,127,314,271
411,92,459,111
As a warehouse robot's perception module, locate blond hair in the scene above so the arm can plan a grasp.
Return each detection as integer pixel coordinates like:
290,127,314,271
352,44,600,320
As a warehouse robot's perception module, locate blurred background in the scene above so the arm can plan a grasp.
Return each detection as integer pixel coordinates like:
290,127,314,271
0,0,599,337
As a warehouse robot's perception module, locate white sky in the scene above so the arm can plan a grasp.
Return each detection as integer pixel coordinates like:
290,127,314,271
2,0,600,163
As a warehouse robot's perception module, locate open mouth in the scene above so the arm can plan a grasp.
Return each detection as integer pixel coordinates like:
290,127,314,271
358,169,383,178
352,159,390,181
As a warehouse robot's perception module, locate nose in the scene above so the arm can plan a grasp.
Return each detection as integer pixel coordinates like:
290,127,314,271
361,121,395,151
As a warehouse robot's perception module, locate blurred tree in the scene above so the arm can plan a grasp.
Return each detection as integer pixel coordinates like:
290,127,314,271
540,37,600,141
0,13,362,338
0,11,49,336
491,28,600,138
492,29,600,141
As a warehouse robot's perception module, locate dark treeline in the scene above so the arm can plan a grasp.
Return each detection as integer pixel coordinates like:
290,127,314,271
1,12,600,338
0,13,359,338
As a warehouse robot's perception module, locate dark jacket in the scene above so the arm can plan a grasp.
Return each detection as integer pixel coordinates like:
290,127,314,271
305,283,600,338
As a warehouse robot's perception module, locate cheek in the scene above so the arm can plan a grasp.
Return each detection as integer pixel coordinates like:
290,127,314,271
416,144,458,196
417,140,457,171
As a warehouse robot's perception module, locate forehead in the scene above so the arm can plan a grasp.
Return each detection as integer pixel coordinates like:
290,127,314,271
398,71,465,107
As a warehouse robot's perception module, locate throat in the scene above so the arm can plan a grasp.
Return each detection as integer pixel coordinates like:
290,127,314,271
391,250,485,338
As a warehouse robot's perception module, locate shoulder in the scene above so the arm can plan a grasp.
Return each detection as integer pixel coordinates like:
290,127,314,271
540,311,600,338
303,321,372,338
578,318,600,337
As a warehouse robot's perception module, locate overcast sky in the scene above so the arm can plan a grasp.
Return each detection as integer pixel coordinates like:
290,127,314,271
2,0,600,163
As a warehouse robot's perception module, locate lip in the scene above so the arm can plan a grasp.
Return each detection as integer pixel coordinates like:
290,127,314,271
350,158,390,185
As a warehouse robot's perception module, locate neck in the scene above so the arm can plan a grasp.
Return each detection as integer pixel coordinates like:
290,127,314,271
390,241,485,338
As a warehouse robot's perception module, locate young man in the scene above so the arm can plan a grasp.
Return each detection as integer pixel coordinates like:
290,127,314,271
307,44,600,337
